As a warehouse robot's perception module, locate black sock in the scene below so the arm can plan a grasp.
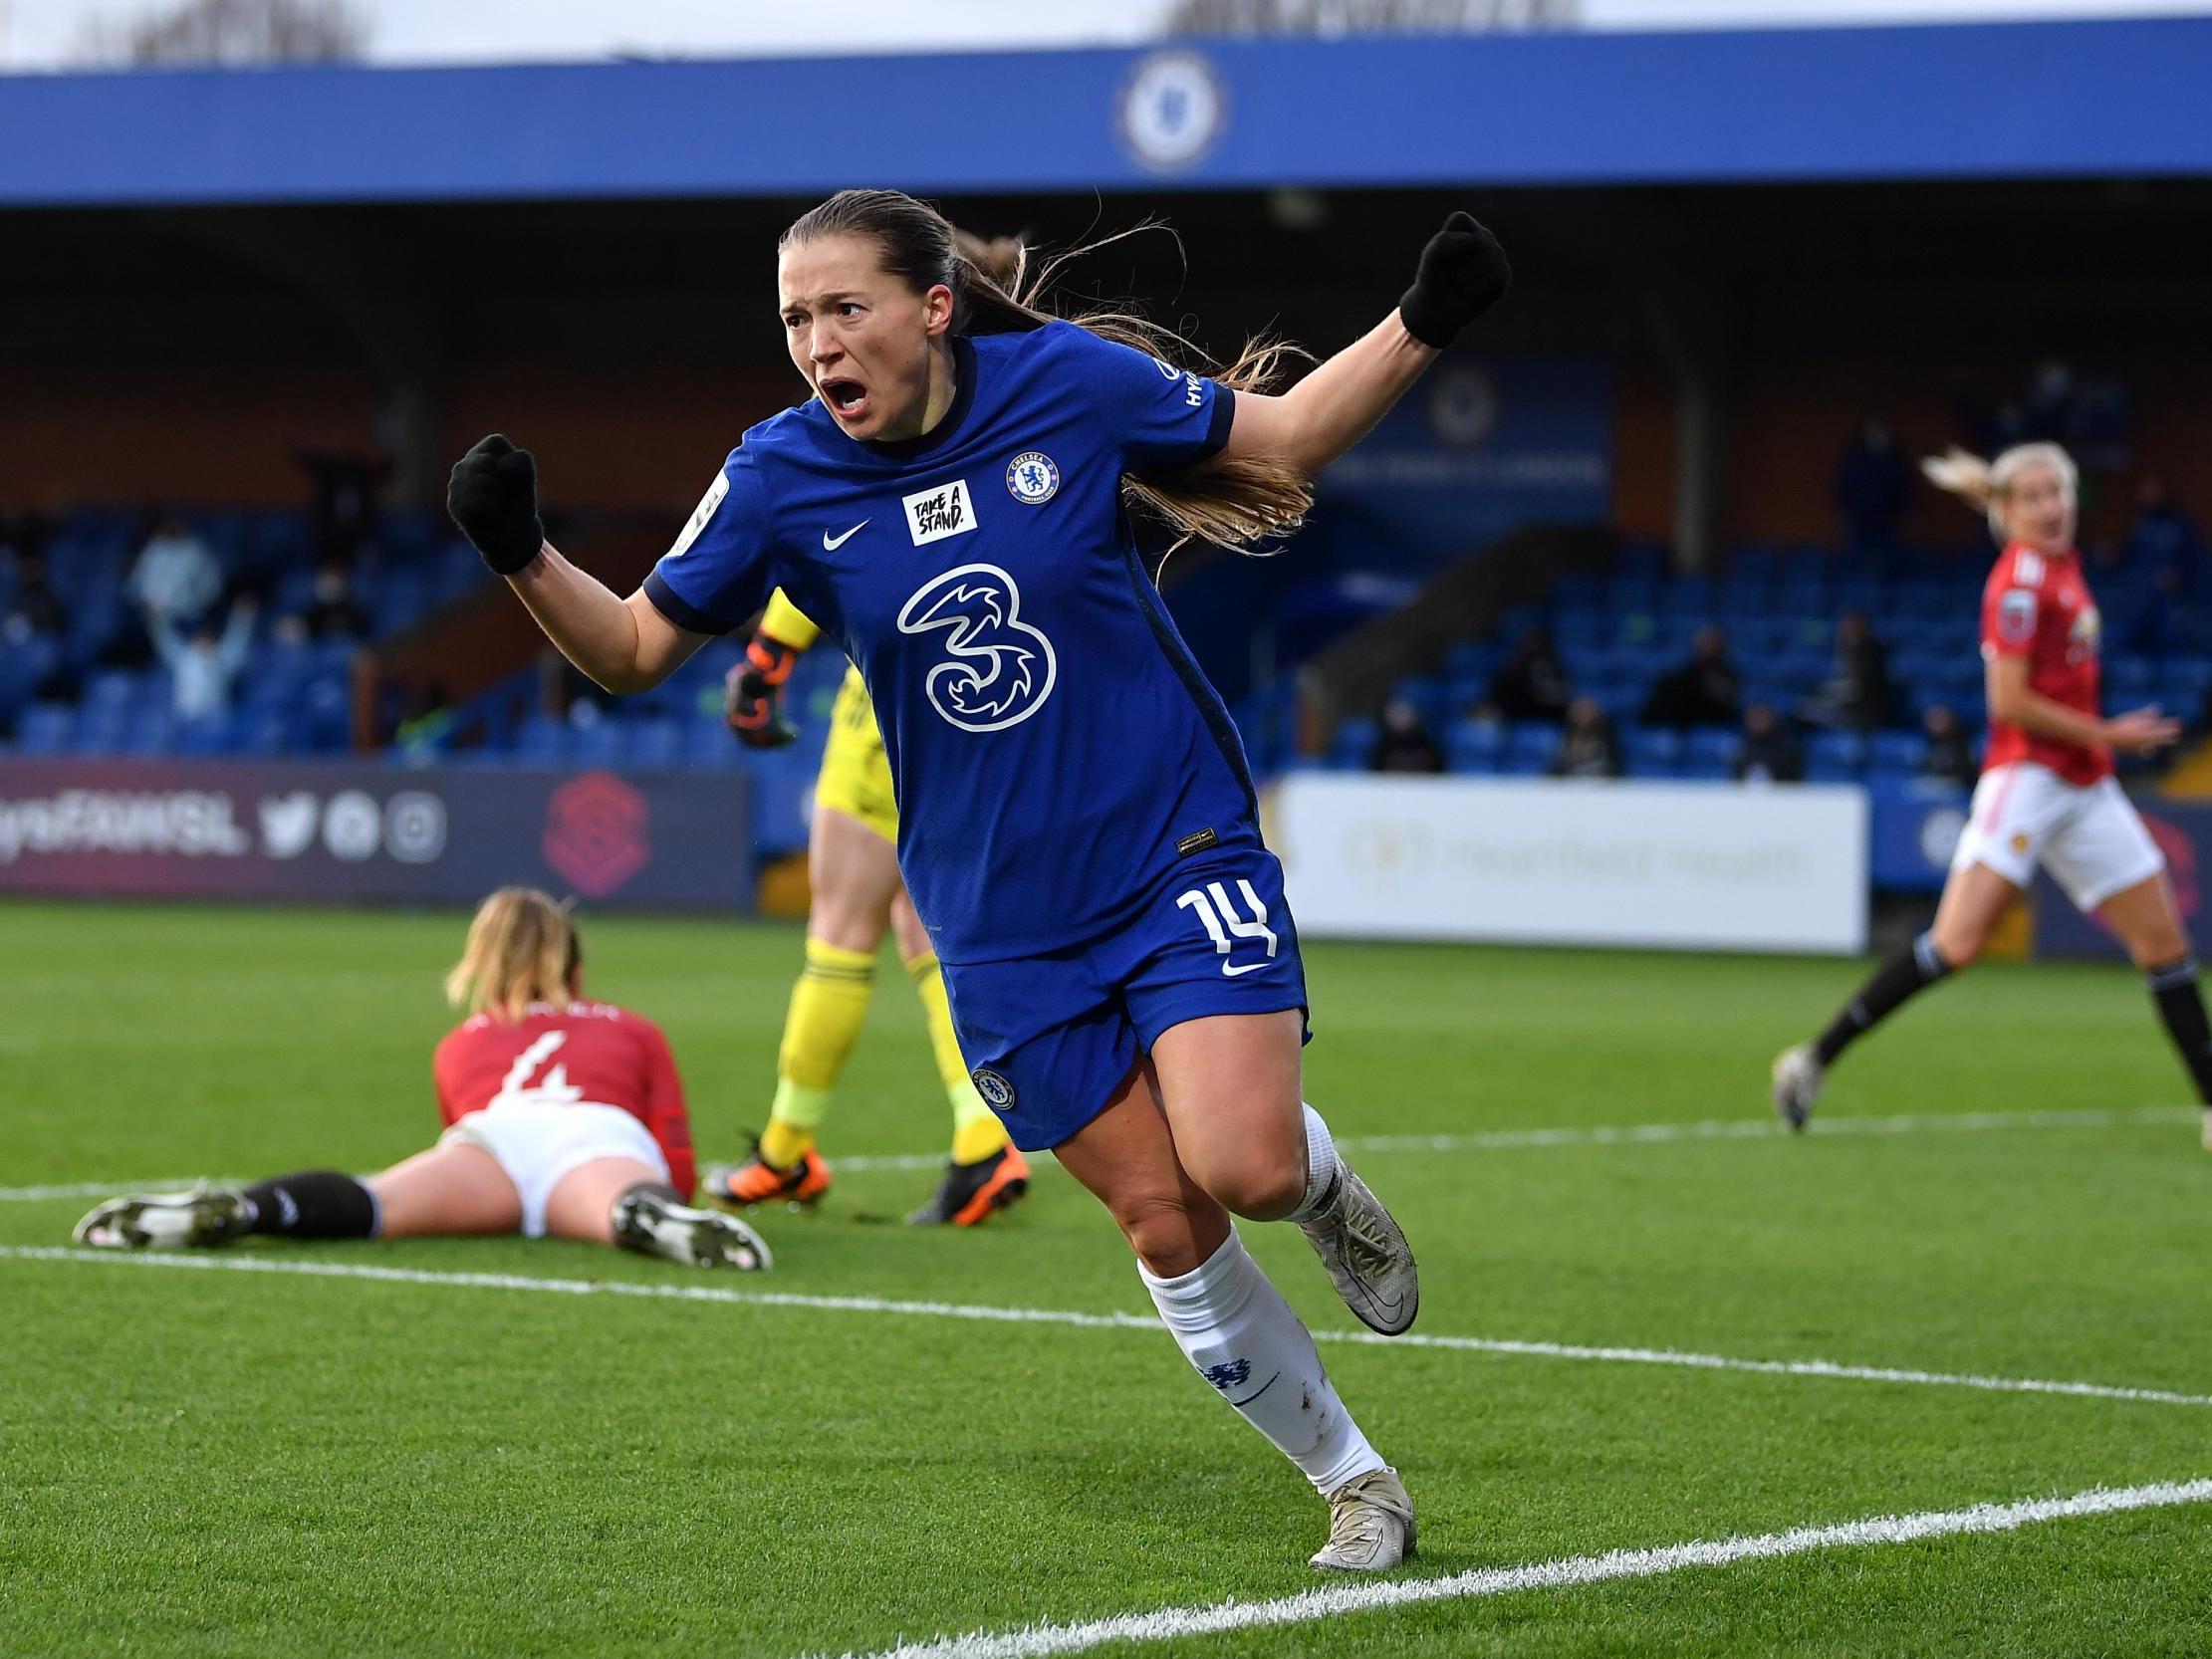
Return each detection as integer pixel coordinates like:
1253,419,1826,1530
2145,958,2212,1106
1814,931,1954,1067
241,1171,378,1239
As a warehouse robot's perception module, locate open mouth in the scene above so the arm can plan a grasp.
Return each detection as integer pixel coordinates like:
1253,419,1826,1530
819,376,869,419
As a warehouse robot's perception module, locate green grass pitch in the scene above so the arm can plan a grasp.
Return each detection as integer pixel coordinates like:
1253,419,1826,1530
2,898,2207,1657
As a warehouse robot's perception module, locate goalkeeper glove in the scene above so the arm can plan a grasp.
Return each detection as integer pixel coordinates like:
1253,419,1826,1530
725,634,801,749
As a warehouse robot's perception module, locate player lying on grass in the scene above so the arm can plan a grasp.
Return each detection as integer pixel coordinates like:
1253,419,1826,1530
715,587,1031,1225
446,188,1510,1570
1775,441,2212,1151
75,886,774,1268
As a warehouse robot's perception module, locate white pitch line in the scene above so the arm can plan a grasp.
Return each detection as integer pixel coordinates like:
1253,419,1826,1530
820,1478,2212,1659
0,1177,246,1203
826,1104,2199,1174
9,1106,2190,1199
3,1246,2206,1410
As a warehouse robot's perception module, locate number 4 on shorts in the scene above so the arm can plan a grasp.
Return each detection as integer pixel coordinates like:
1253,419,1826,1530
1177,880,1279,975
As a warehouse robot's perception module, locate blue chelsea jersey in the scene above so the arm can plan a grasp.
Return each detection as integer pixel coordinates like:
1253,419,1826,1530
644,321,1258,965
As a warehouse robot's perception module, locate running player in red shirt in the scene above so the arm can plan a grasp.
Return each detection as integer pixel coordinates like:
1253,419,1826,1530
75,887,774,1265
1774,442,2212,1150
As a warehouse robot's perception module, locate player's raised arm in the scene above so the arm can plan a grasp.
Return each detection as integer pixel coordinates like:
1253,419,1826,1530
1222,212,1511,478
447,434,707,695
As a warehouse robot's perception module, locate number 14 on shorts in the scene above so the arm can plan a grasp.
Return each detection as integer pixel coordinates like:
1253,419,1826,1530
1177,880,1279,976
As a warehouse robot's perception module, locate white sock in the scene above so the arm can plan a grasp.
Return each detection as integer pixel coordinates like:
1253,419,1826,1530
1139,1229,1382,1495
1285,1102,1341,1224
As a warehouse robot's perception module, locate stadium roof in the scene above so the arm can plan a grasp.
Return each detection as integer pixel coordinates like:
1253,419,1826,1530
4,17,2210,208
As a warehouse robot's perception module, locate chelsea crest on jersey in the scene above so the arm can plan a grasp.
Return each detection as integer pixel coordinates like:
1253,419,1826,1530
643,321,1251,966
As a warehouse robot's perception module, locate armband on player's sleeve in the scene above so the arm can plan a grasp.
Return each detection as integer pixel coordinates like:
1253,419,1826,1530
760,590,823,653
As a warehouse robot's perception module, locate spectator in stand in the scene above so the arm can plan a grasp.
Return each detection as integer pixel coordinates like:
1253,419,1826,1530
129,517,223,628
1369,697,1443,775
301,559,369,641
151,594,258,722
1489,624,1571,724
1732,703,1803,785
1919,705,1978,789
1548,696,1622,780
1834,420,1912,550
1641,625,1740,729
1,557,66,647
1803,610,1891,733
2123,476,2201,575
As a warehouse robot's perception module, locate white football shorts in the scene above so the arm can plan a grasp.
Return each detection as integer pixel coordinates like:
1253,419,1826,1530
439,1099,668,1238
1951,761,2165,911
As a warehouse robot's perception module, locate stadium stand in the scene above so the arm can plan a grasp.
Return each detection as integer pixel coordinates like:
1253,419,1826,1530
1303,532,2212,789
0,508,478,758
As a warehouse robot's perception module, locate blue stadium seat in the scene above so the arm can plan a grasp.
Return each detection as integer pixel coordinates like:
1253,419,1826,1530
1685,728,1738,771
1869,732,1927,776
1503,721,1560,775
572,722,624,767
1446,719,1506,774
123,711,176,757
83,668,143,711
1330,717,1379,771
683,719,745,771
1605,576,1660,615
14,702,75,755
232,709,294,755
1806,731,1865,781
1726,547,1777,587
516,715,574,766
1622,725,1682,778
626,718,684,771
1774,581,1828,618
2160,661,2212,718
2105,656,2157,698
1552,573,1602,610
1616,538,1670,583
1553,612,1605,652
1441,641,1497,684
1389,675,1446,730
174,715,231,757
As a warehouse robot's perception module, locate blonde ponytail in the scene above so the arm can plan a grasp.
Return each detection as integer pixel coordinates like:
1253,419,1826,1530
444,886,579,1022
1922,441,2077,539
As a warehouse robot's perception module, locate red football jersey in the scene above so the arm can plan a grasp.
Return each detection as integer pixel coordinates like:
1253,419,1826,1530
431,1002,695,1198
1978,541,2110,788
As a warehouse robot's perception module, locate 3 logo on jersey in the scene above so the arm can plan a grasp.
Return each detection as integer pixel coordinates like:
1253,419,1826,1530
896,564,1059,733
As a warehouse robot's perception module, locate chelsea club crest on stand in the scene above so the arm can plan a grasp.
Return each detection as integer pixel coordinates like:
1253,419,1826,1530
1005,451,1060,505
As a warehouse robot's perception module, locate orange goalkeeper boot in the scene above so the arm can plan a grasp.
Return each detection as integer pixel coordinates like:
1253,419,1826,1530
703,1138,833,1210
905,1145,1031,1227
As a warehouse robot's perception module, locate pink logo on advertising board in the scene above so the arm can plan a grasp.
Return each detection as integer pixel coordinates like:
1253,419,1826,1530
543,772,649,897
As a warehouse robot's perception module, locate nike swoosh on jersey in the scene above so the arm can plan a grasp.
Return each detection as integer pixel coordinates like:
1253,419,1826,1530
1222,962,1271,978
823,520,869,551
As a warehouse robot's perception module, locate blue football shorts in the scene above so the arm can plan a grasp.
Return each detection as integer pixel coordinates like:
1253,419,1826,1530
940,845,1310,1152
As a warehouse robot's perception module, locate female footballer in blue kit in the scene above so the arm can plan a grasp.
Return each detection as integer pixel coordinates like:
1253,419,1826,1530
446,190,1509,1570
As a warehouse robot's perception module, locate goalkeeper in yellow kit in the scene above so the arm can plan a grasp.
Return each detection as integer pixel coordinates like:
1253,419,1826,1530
704,590,1032,1226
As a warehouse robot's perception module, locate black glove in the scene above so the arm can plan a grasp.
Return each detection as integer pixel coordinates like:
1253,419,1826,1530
447,434,547,575
724,634,801,749
1397,211,1512,351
